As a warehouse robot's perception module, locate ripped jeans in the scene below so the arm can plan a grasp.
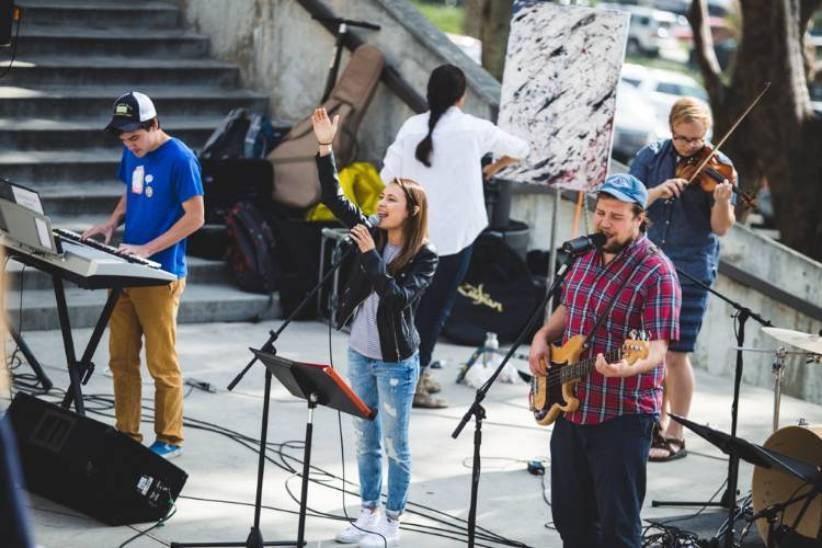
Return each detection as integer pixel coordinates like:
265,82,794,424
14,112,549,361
347,347,419,518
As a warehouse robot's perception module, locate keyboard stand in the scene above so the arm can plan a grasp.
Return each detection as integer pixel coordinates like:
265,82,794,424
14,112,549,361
2,239,172,415
56,278,123,415
8,324,53,391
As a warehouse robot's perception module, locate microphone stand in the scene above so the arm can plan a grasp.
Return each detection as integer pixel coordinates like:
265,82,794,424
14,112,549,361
651,266,771,548
227,240,356,391
175,239,356,548
452,248,581,548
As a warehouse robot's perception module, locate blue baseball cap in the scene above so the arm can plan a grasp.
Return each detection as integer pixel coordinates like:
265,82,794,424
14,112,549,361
596,173,648,209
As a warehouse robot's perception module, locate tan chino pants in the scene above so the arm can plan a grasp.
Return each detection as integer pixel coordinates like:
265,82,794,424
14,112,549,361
108,278,186,445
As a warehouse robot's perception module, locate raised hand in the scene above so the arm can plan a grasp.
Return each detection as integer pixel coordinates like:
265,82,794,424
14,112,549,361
311,107,340,146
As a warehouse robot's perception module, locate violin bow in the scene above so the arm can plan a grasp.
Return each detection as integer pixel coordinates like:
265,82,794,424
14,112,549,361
685,82,772,185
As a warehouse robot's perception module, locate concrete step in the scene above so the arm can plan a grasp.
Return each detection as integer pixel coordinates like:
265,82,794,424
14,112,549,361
0,149,119,183
6,255,231,291
0,86,269,120
6,282,279,331
0,116,222,150
0,56,240,87
15,0,182,30
15,24,210,57
36,181,123,216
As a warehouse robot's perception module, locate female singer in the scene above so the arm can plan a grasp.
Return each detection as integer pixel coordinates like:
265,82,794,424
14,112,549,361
312,107,437,547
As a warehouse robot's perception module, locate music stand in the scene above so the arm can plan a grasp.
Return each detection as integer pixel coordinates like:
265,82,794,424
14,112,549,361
171,351,374,548
670,415,822,546
252,350,375,548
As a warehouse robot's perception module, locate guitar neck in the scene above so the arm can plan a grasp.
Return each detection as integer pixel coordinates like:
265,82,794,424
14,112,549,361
559,348,622,383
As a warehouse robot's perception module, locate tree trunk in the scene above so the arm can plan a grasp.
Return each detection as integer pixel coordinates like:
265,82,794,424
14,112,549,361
464,0,483,39
689,0,822,260
479,0,512,81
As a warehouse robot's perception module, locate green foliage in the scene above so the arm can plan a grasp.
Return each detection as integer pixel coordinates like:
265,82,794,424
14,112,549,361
410,1,466,35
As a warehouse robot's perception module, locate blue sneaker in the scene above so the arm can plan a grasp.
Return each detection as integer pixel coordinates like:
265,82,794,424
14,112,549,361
149,441,182,460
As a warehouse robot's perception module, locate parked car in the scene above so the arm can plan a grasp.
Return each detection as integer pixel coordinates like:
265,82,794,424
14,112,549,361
598,3,689,61
620,63,709,137
605,0,733,17
612,80,667,162
674,16,738,69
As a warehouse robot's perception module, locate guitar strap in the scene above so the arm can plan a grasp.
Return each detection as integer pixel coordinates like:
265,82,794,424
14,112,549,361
580,244,660,351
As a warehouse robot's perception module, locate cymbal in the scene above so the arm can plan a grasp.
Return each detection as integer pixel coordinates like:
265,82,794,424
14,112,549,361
761,327,822,354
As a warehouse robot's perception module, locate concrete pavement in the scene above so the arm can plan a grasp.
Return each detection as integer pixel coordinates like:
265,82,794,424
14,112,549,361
7,320,822,547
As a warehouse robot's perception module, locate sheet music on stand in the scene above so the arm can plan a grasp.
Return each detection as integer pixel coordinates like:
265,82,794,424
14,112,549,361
0,177,44,214
250,349,375,420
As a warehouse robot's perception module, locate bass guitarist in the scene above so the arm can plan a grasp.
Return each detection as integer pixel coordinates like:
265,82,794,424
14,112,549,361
528,174,681,548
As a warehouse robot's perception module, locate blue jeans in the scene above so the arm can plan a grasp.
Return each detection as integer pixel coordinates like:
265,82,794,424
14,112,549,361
347,348,419,517
550,414,654,548
414,244,474,368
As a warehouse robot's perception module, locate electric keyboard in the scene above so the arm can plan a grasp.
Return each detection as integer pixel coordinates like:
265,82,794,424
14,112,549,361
53,228,161,268
2,229,177,289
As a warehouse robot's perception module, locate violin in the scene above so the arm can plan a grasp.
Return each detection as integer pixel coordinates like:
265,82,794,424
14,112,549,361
676,144,756,207
671,82,771,209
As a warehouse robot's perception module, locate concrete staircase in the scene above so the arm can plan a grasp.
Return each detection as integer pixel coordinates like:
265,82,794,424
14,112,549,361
1,0,279,330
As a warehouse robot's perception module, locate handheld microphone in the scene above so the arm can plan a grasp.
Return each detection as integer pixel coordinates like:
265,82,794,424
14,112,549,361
320,227,351,244
320,215,381,247
560,233,606,256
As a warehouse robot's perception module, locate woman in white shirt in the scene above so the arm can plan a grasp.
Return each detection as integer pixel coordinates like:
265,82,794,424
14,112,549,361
381,64,530,408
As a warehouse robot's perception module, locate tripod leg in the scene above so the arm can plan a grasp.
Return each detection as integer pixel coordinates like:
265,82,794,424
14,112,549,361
170,368,295,547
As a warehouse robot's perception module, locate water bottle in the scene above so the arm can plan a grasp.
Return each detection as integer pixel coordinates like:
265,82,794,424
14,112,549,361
483,332,500,369
466,332,499,388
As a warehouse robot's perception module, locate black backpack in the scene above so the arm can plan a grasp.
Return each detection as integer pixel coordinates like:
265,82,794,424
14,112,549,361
225,202,279,293
200,108,286,160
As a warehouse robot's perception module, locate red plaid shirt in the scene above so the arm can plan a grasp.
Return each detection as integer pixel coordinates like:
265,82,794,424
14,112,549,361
561,235,680,425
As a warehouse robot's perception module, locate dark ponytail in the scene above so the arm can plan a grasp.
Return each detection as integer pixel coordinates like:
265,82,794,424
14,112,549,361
415,64,466,167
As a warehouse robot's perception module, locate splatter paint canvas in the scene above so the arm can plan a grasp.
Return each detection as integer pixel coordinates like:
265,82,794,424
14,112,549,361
498,1,629,190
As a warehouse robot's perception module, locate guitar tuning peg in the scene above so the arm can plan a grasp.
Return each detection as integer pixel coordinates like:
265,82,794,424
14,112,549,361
629,329,637,339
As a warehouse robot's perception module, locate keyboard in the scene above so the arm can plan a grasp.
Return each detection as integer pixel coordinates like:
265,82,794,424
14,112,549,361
53,228,161,269
2,230,177,289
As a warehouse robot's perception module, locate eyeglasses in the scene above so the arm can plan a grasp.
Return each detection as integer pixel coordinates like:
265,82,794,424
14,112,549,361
672,134,705,146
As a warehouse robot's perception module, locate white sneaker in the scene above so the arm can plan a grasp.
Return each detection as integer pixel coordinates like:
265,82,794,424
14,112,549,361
335,508,381,544
358,514,400,547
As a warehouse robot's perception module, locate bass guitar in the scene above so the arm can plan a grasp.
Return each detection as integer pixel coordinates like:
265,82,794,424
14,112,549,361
529,330,649,426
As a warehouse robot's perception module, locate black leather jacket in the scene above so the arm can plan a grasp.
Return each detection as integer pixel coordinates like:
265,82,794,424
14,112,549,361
316,153,438,362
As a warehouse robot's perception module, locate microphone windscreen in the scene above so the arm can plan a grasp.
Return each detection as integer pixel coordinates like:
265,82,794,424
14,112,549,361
366,213,380,228
589,232,606,249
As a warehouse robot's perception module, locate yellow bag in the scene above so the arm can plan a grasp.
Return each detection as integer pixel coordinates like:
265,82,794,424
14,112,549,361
305,162,385,222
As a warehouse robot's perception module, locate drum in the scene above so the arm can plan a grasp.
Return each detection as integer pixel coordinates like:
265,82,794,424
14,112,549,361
751,424,822,543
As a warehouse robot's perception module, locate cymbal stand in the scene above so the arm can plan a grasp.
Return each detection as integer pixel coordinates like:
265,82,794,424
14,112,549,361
771,346,787,433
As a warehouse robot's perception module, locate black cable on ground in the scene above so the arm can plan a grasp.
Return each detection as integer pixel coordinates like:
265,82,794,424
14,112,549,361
10,378,531,547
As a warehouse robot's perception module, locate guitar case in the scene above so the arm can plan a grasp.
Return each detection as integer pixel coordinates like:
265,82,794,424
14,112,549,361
268,45,384,209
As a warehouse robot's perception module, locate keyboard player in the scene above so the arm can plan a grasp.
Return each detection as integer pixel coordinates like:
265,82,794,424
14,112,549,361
82,91,204,460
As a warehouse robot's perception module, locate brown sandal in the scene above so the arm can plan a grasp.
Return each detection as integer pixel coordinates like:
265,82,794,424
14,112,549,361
649,435,687,462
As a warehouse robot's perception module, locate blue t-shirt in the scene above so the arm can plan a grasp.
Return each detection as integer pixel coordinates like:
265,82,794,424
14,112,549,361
117,137,204,278
629,139,735,285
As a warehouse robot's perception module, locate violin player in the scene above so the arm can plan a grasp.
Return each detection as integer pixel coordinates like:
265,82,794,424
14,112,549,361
629,97,736,462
